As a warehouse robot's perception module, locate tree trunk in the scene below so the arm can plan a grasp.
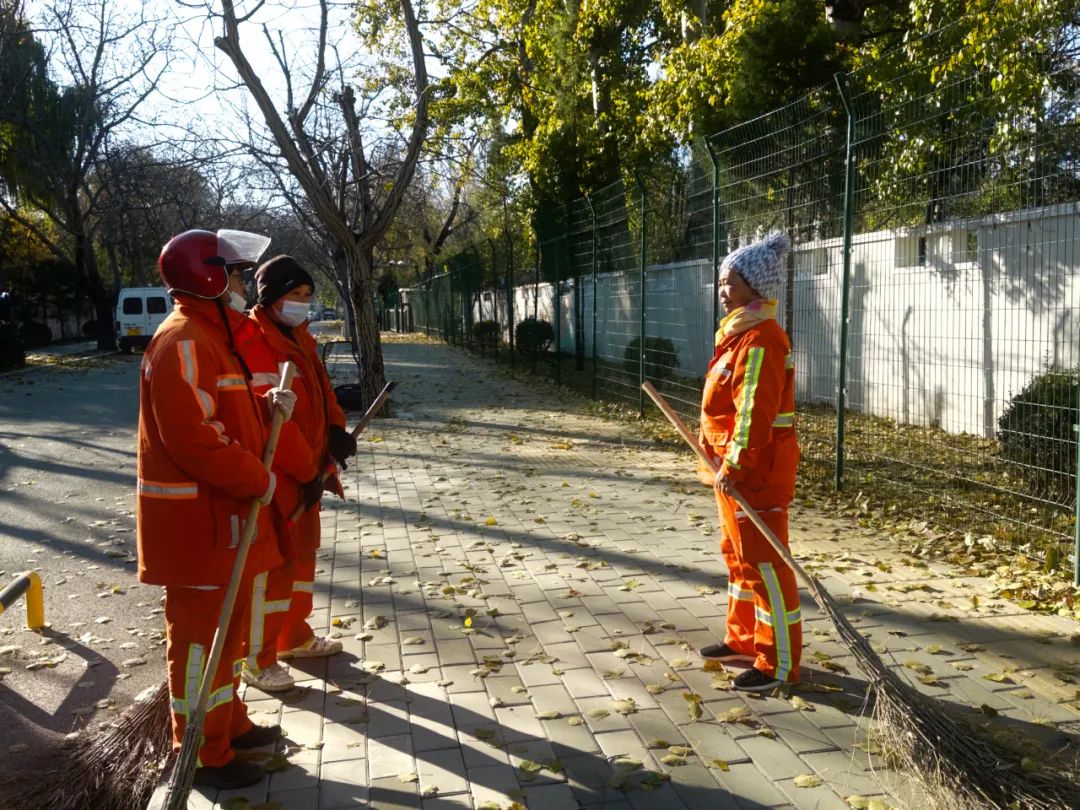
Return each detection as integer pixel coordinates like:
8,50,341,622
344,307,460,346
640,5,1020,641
347,245,389,411
74,225,116,351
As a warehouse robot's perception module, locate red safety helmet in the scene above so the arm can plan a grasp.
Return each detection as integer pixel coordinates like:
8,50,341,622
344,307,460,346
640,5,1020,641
158,230,232,299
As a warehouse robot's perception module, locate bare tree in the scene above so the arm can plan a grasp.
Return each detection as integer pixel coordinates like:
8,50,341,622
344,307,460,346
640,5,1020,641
212,0,430,407
0,0,170,349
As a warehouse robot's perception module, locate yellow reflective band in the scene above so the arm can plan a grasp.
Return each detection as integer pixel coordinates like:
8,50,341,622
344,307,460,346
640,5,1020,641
730,346,764,464
206,684,233,713
772,412,794,428
784,353,794,369
759,563,792,681
728,582,754,602
248,573,267,666
250,372,280,388
754,606,773,627
292,581,314,594
177,642,206,721
216,375,247,391
138,479,198,499
265,599,291,613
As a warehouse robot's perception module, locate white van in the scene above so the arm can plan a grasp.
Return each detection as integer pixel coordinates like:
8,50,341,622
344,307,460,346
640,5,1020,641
116,287,172,352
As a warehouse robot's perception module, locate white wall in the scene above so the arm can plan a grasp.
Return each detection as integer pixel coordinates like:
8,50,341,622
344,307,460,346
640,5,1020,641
459,202,1080,439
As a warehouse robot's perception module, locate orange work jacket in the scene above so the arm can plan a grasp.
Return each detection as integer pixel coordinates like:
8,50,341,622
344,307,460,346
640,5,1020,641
136,298,282,586
698,312,799,509
236,306,346,551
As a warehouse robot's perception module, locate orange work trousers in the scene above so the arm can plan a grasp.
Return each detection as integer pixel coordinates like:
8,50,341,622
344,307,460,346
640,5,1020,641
249,547,317,671
716,494,802,682
164,580,256,768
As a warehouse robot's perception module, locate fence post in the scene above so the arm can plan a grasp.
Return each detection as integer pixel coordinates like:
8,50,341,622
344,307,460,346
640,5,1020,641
636,175,647,418
586,194,598,401
554,233,561,385
506,237,514,367
834,73,855,493
705,139,721,332
1074,420,1080,585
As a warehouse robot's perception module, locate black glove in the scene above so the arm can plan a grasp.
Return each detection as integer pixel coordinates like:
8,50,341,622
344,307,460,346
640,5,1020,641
300,476,324,511
328,424,357,468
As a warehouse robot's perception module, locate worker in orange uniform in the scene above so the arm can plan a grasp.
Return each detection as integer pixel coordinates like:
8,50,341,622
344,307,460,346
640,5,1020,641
697,231,802,692
235,255,355,693
137,229,297,788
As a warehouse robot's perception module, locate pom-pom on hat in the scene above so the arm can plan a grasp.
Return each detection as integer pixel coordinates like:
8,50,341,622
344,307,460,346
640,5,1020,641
719,231,790,299
255,255,315,307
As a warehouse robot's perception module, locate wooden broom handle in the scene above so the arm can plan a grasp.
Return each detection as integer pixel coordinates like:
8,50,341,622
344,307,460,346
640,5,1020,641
640,382,821,597
287,379,397,522
191,361,296,716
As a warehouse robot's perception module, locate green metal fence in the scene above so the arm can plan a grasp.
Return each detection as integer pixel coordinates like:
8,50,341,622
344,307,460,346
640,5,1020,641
406,13,1080,584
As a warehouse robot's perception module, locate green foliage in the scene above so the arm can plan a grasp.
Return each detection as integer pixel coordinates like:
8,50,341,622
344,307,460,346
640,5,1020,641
623,335,680,385
647,0,838,144
997,367,1078,505
515,317,554,358
0,324,25,371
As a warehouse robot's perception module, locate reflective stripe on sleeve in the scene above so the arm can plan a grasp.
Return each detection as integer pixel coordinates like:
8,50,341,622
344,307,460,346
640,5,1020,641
726,346,764,467
216,374,247,391
250,372,280,388
138,479,198,499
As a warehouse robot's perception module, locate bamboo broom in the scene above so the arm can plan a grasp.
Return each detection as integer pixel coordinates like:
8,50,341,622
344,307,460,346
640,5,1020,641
642,381,1076,810
2,363,296,810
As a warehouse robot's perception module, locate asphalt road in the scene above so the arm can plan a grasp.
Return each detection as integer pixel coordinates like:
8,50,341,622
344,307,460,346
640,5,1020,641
0,351,163,777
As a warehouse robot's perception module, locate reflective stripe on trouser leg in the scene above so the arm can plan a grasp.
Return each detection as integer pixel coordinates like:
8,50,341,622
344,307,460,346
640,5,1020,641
278,548,318,651
718,526,756,657
751,561,802,682
164,583,253,768
259,560,296,668
246,572,268,671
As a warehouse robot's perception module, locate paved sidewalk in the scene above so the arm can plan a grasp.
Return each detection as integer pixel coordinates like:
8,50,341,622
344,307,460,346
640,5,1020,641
195,339,1080,810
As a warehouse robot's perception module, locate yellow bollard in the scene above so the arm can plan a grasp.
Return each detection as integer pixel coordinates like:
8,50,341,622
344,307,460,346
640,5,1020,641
0,571,45,630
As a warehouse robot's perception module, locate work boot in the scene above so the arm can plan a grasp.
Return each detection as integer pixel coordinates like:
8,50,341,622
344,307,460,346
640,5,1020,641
732,667,781,693
193,756,264,790
699,643,753,663
232,723,282,751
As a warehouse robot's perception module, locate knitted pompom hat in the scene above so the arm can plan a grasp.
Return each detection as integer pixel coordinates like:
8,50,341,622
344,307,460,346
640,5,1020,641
719,231,790,299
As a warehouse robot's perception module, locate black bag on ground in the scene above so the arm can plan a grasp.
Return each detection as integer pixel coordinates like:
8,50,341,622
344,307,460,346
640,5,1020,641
334,384,366,411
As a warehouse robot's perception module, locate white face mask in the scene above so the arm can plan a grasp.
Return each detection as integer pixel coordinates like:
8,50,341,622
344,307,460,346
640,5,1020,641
273,299,309,327
228,291,247,313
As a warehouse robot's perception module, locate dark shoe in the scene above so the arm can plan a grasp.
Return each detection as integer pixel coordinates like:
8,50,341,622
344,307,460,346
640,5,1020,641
700,643,752,662
232,723,282,751
733,667,782,693
193,756,265,790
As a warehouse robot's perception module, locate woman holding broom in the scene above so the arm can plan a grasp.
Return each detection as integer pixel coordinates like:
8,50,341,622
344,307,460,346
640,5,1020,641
697,231,802,692
235,255,357,693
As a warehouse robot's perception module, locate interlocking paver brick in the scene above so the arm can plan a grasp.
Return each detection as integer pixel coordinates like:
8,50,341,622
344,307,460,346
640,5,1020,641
189,340,1080,809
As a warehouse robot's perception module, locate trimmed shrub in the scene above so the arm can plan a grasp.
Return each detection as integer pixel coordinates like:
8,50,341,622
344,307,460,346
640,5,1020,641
472,319,500,356
19,320,52,348
0,324,25,371
472,320,499,341
515,317,554,358
623,335,680,385
997,366,1077,504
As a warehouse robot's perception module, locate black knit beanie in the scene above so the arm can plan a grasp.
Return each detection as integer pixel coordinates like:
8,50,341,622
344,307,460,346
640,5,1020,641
255,255,315,307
